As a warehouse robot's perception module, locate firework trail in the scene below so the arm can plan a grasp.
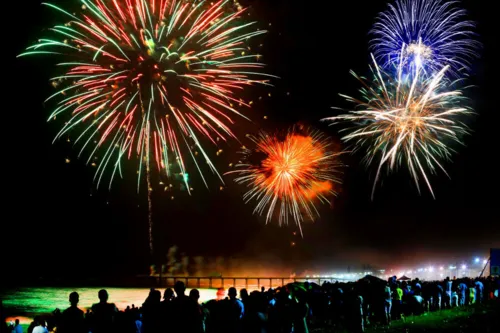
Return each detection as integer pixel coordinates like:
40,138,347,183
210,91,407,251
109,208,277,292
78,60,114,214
324,54,472,199
370,0,479,77
18,0,275,191
227,127,343,235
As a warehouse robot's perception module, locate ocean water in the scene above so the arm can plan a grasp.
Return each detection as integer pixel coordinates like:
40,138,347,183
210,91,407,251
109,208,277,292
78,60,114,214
2,287,218,325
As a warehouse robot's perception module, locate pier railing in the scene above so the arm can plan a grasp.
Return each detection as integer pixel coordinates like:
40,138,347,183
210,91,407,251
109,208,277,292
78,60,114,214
137,275,349,289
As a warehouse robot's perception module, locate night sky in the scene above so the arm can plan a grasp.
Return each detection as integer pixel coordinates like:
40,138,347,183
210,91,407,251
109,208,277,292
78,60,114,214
5,0,499,280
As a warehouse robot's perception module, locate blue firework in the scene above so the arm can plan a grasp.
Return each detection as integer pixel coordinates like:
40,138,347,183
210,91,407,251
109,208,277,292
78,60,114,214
370,0,480,77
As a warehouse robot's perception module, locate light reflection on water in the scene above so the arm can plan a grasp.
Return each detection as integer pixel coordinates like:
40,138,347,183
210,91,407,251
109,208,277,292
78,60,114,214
2,287,218,324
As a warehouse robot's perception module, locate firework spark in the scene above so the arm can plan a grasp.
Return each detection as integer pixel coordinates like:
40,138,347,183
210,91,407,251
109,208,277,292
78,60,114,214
370,0,479,77
18,0,275,192
324,55,472,199
227,127,342,234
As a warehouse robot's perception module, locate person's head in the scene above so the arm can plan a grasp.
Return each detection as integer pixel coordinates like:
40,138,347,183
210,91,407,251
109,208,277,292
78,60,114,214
15,319,19,325
164,288,174,300
445,276,450,282
151,289,161,303
174,281,186,296
148,288,155,296
98,289,109,302
228,287,237,299
35,317,45,327
69,292,79,306
240,288,249,299
189,289,200,302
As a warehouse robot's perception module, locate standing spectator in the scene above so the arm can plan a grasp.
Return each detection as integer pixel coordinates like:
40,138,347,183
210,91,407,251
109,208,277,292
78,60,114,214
422,282,433,312
444,277,452,308
91,289,118,333
141,289,162,333
458,282,468,306
27,317,40,333
393,283,403,320
32,319,48,333
451,291,459,307
383,283,392,325
59,292,85,333
223,287,245,333
160,288,175,327
13,319,23,333
171,281,199,333
468,282,476,305
189,289,204,333
346,287,364,333
475,279,484,304
291,290,309,333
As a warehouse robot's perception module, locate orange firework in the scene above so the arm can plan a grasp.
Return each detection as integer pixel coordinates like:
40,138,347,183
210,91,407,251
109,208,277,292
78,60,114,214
227,127,342,234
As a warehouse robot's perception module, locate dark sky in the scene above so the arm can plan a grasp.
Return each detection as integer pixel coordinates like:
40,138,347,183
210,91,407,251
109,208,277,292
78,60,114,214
5,0,499,279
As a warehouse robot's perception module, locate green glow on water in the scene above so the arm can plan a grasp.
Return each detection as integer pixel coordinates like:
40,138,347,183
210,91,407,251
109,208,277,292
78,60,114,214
2,287,217,324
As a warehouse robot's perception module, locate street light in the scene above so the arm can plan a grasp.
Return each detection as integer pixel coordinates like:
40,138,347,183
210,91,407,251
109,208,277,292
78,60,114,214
461,264,467,270
475,257,480,263
483,259,488,265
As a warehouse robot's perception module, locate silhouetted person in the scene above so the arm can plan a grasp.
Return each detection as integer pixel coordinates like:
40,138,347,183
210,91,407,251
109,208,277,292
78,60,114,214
433,282,443,310
27,317,38,333
468,281,476,305
346,287,364,333
444,277,452,308
171,281,198,333
383,283,392,325
160,288,175,327
91,289,118,333
14,319,23,333
393,283,403,319
458,282,468,306
31,318,48,333
59,292,85,333
422,282,433,312
240,289,249,304
475,279,484,304
189,289,204,333
222,287,244,333
163,288,174,302
291,290,309,333
142,289,162,333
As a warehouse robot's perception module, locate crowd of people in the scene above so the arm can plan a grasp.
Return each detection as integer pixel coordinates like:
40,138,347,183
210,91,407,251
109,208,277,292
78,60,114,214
4,276,499,333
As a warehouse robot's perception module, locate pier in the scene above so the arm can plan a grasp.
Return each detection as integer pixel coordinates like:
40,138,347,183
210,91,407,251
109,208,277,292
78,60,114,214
137,275,350,289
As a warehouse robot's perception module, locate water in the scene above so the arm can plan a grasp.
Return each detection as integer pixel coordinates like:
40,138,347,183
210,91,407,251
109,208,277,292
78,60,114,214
2,287,218,325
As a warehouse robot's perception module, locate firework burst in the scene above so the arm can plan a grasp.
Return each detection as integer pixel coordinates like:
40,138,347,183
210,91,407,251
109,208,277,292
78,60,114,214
18,0,275,192
325,55,472,199
370,0,479,77
227,127,343,235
